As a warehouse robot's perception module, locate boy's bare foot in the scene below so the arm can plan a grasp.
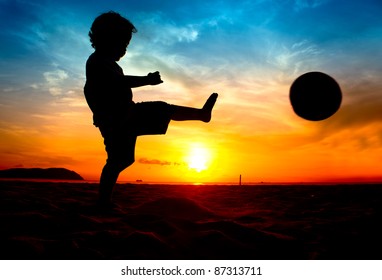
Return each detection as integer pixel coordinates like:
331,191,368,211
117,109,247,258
201,93,218,122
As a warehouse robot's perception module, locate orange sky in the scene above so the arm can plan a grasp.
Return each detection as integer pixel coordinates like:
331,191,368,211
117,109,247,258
1,1,382,183
1,76,381,183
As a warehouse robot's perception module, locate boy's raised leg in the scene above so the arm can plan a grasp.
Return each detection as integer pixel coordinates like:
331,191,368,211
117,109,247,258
171,93,218,122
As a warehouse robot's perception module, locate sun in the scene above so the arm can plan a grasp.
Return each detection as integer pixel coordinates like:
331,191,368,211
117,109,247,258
186,144,211,172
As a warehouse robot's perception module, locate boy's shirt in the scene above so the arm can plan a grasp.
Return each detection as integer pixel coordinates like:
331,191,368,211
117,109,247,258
84,51,134,127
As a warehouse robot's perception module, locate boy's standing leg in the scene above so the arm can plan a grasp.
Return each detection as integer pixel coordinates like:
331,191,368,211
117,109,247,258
97,128,136,207
98,162,121,205
98,161,134,207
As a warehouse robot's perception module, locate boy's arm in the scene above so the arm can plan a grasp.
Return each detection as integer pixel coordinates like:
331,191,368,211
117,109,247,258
124,71,163,88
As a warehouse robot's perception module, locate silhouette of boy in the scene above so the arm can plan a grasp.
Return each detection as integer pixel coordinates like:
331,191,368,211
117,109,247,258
84,11,218,208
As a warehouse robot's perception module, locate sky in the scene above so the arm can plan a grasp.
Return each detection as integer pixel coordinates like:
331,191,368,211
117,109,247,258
1,0,382,183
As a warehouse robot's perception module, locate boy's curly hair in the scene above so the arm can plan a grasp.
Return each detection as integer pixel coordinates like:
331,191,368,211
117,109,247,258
89,11,137,49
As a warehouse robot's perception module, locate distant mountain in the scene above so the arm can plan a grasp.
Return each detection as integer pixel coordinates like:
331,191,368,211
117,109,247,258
0,168,84,180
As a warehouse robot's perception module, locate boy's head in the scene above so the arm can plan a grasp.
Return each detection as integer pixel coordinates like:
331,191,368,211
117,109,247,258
89,11,137,60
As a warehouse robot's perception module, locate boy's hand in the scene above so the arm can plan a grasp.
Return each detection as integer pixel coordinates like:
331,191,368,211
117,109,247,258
147,71,163,85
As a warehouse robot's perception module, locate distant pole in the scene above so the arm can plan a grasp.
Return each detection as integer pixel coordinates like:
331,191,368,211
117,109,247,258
239,174,242,186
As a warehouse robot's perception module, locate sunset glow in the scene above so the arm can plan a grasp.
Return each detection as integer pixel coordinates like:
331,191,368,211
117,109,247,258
1,0,382,183
186,144,211,172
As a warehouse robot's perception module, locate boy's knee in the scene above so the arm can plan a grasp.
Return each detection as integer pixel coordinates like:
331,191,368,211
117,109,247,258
107,158,134,172
120,158,134,170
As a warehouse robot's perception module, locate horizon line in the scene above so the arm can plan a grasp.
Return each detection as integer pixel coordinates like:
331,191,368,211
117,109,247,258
1,178,382,185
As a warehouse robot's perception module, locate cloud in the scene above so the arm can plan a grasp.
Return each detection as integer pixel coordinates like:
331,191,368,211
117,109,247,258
43,69,69,96
316,87,382,136
293,0,329,12
0,0,41,42
266,39,323,77
138,158,182,166
136,12,199,46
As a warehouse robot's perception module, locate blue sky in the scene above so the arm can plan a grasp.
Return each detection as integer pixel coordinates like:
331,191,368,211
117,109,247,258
1,0,382,182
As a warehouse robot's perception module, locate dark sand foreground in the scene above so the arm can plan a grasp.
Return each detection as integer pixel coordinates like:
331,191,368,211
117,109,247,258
1,180,382,260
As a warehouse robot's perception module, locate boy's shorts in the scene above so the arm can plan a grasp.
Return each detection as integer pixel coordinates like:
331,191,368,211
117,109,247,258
99,101,174,166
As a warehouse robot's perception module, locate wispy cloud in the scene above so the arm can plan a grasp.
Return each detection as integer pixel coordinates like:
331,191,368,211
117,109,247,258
43,69,69,96
134,12,200,46
293,0,329,12
138,158,183,166
267,39,322,76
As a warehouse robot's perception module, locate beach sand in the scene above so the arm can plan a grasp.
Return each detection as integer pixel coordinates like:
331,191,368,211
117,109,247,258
1,180,382,260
